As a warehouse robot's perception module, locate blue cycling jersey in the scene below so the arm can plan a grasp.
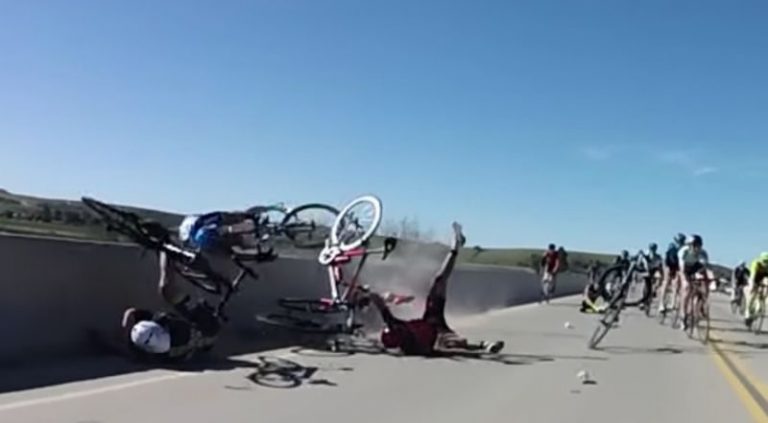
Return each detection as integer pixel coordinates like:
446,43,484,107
665,243,679,266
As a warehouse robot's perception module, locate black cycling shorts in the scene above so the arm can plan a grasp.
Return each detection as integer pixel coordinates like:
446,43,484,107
683,262,705,279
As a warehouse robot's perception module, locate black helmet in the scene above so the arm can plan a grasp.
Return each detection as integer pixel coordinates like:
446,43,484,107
691,234,703,247
649,243,658,251
621,250,629,258
548,243,556,250
674,233,686,245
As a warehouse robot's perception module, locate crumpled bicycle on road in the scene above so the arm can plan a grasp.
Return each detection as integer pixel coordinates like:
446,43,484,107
256,195,414,341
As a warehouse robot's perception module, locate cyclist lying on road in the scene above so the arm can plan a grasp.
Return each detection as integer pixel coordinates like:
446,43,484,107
368,222,504,356
580,279,605,314
122,236,275,363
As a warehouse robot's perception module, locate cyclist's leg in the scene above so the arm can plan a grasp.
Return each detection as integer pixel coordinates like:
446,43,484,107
745,276,760,322
658,266,673,312
422,222,464,329
159,251,190,307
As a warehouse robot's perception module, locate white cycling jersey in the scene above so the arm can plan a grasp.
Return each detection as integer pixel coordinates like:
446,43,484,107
678,245,709,267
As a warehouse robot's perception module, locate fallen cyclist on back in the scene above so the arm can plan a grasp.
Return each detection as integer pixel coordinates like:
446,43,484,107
367,222,504,356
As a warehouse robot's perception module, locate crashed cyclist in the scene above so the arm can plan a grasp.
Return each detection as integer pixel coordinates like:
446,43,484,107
368,222,504,356
123,212,276,363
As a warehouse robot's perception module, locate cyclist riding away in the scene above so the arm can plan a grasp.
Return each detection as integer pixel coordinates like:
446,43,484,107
369,222,504,356
639,243,664,310
678,234,710,331
732,260,749,309
744,253,768,327
658,233,686,314
540,244,561,302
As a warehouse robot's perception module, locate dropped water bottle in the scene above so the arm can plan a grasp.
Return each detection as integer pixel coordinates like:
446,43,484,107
577,370,590,384
564,321,574,329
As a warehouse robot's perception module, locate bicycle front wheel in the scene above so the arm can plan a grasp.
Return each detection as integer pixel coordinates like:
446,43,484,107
281,203,339,249
695,295,710,344
81,197,151,244
331,195,383,251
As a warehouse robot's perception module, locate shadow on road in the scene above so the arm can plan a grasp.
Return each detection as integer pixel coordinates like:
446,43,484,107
0,328,325,394
225,356,351,390
597,345,702,355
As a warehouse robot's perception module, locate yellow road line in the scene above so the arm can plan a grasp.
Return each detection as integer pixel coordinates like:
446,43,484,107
710,332,768,422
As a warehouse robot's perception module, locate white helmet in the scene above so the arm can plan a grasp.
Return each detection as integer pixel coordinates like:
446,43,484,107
130,321,171,354
178,215,199,243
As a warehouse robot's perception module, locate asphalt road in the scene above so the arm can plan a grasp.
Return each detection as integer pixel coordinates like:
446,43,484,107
2,294,768,423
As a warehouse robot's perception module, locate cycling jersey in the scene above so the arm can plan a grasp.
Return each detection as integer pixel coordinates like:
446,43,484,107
665,242,681,268
178,213,224,250
734,266,750,285
645,252,663,270
750,260,768,282
678,245,709,267
541,251,560,274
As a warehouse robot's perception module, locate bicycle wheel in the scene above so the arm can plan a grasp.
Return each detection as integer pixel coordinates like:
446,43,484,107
277,298,347,314
756,298,766,335
82,197,152,244
281,203,339,249
695,295,710,344
255,313,360,335
331,195,382,251
588,302,621,349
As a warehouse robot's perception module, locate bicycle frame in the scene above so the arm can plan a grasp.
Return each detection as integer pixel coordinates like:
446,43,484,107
323,242,393,305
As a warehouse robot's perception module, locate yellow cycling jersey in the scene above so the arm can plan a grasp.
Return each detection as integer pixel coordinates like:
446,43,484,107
750,259,768,280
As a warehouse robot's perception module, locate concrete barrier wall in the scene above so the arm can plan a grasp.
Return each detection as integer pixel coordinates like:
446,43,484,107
0,235,587,365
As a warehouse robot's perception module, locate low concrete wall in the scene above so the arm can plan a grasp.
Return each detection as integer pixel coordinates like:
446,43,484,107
0,235,587,365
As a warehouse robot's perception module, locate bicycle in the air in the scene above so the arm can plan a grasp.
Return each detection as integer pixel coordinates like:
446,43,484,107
245,202,339,249
588,253,651,349
256,195,413,336
81,196,262,316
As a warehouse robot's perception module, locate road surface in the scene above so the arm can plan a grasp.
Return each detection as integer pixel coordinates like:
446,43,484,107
2,294,768,423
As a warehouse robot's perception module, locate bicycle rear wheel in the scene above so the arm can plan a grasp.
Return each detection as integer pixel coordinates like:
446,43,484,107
695,295,710,344
281,203,339,249
331,195,382,251
277,298,347,314
255,313,360,335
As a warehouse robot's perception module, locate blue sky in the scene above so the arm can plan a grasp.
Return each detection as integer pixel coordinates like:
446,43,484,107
1,0,766,263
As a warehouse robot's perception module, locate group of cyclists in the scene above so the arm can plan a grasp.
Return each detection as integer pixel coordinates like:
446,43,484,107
117,208,504,365
575,231,768,334
579,233,711,331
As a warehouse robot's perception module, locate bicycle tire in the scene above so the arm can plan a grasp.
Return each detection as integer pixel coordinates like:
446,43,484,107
598,265,625,302
255,313,359,335
277,298,347,314
695,296,710,344
756,300,766,335
281,203,339,249
331,195,382,251
82,197,153,245
588,303,621,349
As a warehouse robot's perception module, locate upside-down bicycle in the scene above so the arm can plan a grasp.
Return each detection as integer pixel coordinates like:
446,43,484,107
81,196,261,315
255,195,413,336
